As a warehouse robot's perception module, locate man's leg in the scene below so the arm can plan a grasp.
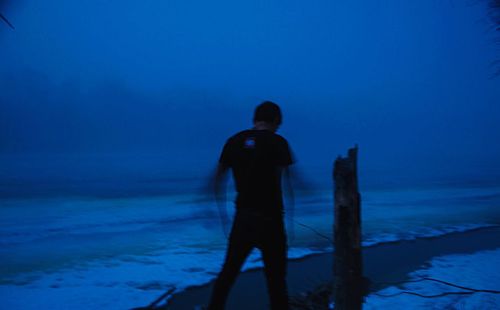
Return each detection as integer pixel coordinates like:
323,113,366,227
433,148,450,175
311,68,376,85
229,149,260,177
208,218,253,310
261,223,289,310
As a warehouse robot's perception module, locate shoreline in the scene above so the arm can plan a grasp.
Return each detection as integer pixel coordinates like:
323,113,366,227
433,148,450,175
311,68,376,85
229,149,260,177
160,226,500,310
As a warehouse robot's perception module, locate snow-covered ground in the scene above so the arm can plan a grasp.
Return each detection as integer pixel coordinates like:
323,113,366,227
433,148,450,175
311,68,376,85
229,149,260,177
0,241,321,309
0,184,499,309
365,248,500,309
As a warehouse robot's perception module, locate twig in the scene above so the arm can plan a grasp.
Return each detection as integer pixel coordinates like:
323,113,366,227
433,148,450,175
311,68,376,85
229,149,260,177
420,277,500,293
374,277,500,294
374,291,474,298
0,13,15,30
293,220,333,244
373,277,500,299
130,287,176,310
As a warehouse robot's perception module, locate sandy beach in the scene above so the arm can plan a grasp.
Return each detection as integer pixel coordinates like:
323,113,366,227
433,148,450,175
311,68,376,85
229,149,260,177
161,226,500,309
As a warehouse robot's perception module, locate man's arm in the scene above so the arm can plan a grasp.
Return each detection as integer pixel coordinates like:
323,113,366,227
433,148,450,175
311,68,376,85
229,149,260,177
214,163,230,238
282,166,295,242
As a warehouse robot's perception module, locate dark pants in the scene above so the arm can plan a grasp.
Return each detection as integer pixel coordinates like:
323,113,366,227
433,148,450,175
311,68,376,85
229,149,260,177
208,210,289,310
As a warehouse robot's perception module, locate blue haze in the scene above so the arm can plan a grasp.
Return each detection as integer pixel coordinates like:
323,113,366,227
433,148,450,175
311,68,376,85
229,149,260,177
2,3,500,308
1,0,500,195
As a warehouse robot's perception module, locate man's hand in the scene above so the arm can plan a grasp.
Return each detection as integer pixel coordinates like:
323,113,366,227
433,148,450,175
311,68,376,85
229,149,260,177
220,213,231,239
214,163,230,238
287,217,295,243
283,167,295,243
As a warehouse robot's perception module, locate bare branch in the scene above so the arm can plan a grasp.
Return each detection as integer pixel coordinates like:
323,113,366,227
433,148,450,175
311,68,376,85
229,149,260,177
374,290,474,298
293,220,333,244
0,13,14,30
373,277,500,299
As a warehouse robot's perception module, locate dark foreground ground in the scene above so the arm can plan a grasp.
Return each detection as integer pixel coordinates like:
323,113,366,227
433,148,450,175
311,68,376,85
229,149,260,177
143,226,500,310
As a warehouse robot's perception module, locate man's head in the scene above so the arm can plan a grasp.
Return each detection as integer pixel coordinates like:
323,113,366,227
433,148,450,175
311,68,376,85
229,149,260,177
253,101,282,132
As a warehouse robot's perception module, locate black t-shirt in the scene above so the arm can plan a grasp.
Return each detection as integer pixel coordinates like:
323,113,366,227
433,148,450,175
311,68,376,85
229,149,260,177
219,129,294,215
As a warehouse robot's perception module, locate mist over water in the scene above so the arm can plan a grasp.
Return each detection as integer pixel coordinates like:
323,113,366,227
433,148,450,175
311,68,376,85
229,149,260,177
1,0,499,198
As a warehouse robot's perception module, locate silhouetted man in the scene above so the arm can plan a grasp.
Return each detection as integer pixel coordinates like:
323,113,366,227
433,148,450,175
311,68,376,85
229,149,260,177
208,101,294,310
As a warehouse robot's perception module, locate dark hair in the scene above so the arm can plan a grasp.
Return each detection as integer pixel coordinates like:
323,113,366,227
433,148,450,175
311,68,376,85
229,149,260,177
253,101,282,125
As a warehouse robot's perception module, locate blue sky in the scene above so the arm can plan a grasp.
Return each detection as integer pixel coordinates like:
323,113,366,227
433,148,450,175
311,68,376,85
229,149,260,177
1,0,499,185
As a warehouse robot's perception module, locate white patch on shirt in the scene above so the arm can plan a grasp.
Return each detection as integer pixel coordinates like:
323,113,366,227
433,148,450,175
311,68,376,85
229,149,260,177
244,137,256,149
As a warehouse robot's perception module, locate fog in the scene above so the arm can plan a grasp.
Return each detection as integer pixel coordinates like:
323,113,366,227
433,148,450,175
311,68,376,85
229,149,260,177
1,0,500,193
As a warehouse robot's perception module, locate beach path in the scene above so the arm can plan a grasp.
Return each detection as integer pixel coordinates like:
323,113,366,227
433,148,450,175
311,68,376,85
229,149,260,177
159,226,500,310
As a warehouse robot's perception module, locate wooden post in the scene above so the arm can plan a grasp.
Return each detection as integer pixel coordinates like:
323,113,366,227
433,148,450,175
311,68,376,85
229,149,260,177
332,146,363,310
